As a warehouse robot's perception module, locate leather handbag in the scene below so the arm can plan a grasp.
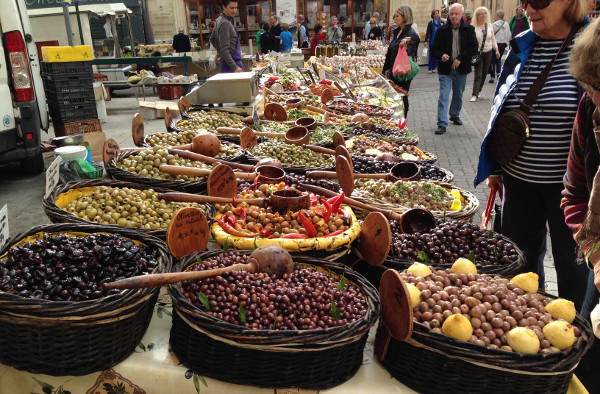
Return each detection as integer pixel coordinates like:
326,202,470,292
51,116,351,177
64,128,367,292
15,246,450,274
471,25,487,66
486,24,579,164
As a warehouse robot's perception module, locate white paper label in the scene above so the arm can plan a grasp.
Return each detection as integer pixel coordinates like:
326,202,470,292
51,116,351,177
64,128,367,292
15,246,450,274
0,205,8,250
45,157,60,199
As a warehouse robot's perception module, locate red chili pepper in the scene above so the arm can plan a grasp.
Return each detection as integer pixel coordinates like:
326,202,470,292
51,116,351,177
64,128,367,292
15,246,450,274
309,193,318,206
323,229,344,237
218,216,258,237
322,199,332,223
328,192,345,215
398,118,407,130
318,80,332,85
269,76,279,82
227,214,236,226
238,207,247,223
260,228,273,238
281,233,309,239
298,212,317,238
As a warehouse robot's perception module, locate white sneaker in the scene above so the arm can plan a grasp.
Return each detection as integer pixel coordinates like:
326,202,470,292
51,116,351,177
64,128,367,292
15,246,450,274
470,96,477,102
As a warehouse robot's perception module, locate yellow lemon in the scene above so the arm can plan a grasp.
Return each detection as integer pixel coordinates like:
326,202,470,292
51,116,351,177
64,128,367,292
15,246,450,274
401,153,418,161
451,189,465,203
442,314,473,341
406,283,421,309
450,198,462,211
510,272,539,293
545,299,576,323
406,262,432,278
365,148,382,156
451,258,477,275
543,320,575,350
506,327,540,354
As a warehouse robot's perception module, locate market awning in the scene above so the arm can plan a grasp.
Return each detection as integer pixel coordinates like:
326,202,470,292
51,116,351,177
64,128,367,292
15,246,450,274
27,3,131,17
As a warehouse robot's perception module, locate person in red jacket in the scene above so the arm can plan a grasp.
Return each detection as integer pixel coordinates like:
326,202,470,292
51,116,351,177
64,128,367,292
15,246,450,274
310,24,327,56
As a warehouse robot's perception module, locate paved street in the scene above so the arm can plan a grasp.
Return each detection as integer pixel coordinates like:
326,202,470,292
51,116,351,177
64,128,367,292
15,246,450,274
0,70,559,294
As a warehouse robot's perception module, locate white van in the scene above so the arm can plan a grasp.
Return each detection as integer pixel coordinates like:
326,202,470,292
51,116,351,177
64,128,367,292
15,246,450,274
0,0,48,173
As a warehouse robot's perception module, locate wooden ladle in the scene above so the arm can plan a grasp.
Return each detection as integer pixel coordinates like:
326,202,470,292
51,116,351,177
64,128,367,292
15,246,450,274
217,126,310,149
170,133,222,157
103,245,295,290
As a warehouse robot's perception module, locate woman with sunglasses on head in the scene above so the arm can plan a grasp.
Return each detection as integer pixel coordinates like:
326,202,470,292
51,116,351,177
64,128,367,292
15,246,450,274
561,17,600,389
475,0,591,312
469,7,500,102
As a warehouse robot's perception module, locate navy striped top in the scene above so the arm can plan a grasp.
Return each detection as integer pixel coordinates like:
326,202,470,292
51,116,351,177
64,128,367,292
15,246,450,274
501,36,580,184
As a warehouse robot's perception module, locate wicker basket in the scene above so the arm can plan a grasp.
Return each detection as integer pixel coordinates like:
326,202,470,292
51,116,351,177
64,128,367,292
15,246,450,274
142,131,246,158
378,292,594,394
43,179,215,239
352,181,480,222
351,156,455,184
246,148,335,173
0,223,171,376
180,106,249,121
167,120,242,144
168,250,380,389
353,151,438,164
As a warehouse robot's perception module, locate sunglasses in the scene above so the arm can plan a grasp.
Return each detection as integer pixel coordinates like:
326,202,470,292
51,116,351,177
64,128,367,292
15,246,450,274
520,0,553,10
577,80,600,96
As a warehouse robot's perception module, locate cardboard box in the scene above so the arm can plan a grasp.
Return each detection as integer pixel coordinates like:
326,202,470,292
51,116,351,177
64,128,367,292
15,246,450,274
53,119,102,136
138,101,180,119
93,82,108,101
41,45,94,62
82,131,106,163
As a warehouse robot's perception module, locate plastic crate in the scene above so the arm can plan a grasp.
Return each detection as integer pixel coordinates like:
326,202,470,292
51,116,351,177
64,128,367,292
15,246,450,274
94,73,109,82
43,73,94,96
48,101,98,123
42,61,93,75
72,160,104,179
45,89,96,106
52,119,102,136
157,85,186,100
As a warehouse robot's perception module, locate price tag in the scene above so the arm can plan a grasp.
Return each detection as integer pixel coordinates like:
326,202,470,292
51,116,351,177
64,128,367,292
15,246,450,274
0,205,9,250
208,164,237,198
166,207,209,258
44,156,60,199
103,138,120,167
132,113,144,146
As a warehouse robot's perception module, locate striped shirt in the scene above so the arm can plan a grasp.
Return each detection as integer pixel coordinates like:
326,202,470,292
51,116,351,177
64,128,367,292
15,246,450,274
501,36,580,184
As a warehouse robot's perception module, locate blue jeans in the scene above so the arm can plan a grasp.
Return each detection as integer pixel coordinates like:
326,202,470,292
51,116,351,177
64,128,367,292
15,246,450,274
489,43,507,79
437,70,467,127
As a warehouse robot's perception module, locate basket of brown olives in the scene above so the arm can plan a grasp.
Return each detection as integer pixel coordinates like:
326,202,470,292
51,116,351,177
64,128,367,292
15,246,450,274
168,248,379,389
43,180,215,239
247,139,335,171
376,263,593,394
352,180,480,222
237,172,341,194
347,136,437,163
0,222,171,376
351,154,454,183
106,146,239,193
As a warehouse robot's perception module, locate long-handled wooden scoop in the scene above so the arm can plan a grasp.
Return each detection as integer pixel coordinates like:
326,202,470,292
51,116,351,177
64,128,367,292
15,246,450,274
307,156,420,195
217,126,310,149
103,244,295,290
170,133,222,156
168,149,255,172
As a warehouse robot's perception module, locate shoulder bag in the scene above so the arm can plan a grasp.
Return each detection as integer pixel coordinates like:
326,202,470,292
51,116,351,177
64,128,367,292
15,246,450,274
485,24,579,164
471,24,487,66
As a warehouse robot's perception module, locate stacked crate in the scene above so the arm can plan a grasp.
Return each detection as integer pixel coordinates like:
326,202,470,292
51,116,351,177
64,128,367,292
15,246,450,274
42,61,100,136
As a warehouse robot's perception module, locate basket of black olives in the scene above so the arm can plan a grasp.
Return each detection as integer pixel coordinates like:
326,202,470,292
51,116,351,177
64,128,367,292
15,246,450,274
0,223,171,376
43,179,215,239
376,265,593,394
348,123,419,145
168,248,380,389
351,154,454,183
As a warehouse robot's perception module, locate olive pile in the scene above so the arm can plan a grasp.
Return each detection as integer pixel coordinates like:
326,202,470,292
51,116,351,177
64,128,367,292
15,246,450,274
349,124,417,142
145,130,197,147
355,179,454,211
367,117,405,131
237,173,340,193
64,186,208,229
250,140,333,168
267,94,321,107
401,267,582,353
347,136,431,161
391,219,519,266
181,251,367,329
310,124,350,144
259,122,288,134
177,110,246,131
117,147,214,181
0,233,159,301
351,155,450,182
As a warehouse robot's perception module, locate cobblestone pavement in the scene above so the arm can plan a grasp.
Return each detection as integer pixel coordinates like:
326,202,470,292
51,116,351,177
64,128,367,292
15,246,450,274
408,70,557,295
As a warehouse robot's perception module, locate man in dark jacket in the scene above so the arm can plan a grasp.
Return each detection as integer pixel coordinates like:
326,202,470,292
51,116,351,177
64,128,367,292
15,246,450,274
172,27,191,53
269,15,282,52
430,3,478,135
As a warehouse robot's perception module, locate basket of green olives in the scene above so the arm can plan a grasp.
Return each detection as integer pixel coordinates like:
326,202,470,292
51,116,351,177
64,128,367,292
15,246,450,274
106,146,239,193
142,131,245,161
351,180,479,222
175,108,249,143
247,139,335,171
43,179,215,239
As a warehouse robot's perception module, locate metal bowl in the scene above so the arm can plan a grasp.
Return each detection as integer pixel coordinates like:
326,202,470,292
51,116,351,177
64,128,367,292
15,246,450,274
52,134,84,147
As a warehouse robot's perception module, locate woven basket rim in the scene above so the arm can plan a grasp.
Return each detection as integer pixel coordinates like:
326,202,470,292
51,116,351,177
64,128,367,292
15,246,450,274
0,222,170,316
168,250,380,346
42,179,216,237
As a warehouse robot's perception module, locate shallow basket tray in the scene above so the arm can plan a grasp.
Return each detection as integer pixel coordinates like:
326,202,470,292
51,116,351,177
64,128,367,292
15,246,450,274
43,179,215,239
351,181,479,222
168,250,380,389
378,290,594,394
0,222,171,376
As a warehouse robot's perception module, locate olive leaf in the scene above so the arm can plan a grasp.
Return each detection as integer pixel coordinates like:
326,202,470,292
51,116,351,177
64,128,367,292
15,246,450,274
293,311,298,324
137,341,146,351
32,377,54,392
253,239,258,250
467,250,475,263
337,275,346,291
417,250,430,263
197,291,211,311
223,238,229,254
331,301,341,321
493,245,499,262
488,229,494,239
239,305,247,325
443,210,447,221
192,372,208,393
196,255,203,265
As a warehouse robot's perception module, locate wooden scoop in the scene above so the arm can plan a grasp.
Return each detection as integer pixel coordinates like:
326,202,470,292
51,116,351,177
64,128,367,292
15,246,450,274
171,133,222,156
178,96,191,113
168,149,255,172
103,245,294,290
297,182,436,234
264,103,288,121
217,126,310,149
376,269,413,358
132,113,145,147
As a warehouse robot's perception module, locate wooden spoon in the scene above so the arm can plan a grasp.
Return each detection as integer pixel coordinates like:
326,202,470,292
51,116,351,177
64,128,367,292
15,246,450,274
217,126,310,149
168,149,255,171
103,245,294,290
171,133,222,157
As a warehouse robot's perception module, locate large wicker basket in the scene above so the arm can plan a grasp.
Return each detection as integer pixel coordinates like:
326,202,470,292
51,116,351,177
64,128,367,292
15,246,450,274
0,223,171,376
43,179,215,239
352,181,480,222
378,291,594,394
168,250,380,389
246,147,335,173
